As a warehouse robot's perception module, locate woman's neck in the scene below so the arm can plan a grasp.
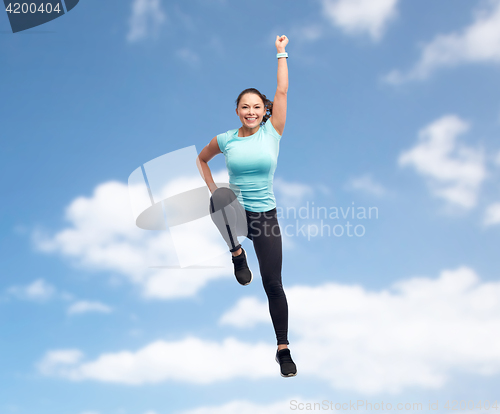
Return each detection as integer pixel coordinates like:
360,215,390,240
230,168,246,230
238,125,260,137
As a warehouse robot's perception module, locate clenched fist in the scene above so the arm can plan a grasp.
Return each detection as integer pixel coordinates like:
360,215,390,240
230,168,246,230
276,35,289,51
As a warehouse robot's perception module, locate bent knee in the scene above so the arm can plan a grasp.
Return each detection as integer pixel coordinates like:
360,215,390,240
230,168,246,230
210,187,237,212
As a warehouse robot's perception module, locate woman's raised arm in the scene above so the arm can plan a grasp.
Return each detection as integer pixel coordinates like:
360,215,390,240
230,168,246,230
271,35,288,137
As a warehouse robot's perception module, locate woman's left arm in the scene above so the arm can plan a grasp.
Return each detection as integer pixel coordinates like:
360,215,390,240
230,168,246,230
271,35,288,137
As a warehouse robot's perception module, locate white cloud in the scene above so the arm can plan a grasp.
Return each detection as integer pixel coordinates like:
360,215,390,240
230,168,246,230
38,349,84,376
344,173,387,196
67,301,113,315
37,337,275,385
127,0,166,43
274,176,315,208
320,0,399,41
385,0,500,83
3,280,97,310
175,48,200,66
207,35,225,57
219,296,267,328
294,25,323,41
483,202,500,225
38,266,500,394
32,179,232,300
6,278,55,302
398,115,486,209
220,266,500,394
286,23,324,45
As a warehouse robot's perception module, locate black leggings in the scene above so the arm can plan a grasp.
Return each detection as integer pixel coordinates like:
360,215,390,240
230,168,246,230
209,187,289,345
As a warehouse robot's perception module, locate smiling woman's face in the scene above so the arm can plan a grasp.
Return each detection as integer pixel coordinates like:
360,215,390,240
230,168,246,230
236,93,266,128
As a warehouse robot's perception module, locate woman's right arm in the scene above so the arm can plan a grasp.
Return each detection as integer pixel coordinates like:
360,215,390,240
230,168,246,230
196,136,222,194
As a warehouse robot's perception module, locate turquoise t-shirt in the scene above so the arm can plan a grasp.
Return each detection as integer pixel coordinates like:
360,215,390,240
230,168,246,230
217,117,282,212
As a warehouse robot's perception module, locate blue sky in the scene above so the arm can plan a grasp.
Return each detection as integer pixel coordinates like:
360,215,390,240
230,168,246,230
2,0,500,413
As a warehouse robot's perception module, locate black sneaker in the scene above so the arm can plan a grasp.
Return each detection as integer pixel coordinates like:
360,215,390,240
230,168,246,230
275,348,297,377
231,247,253,286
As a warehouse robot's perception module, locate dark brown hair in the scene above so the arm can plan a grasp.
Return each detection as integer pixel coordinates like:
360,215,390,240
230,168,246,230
235,88,273,126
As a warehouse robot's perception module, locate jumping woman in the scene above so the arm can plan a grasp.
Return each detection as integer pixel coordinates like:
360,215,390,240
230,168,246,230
196,35,296,378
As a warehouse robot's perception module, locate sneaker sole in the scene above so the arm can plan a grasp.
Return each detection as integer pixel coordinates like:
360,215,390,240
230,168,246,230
241,268,253,286
275,354,297,377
